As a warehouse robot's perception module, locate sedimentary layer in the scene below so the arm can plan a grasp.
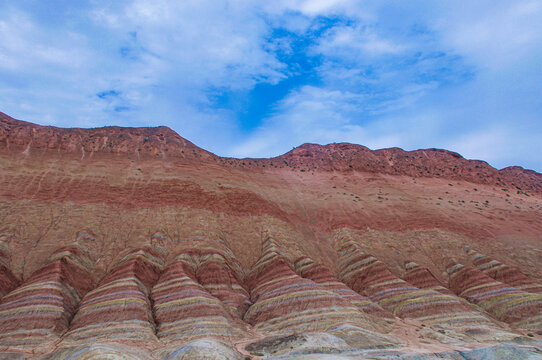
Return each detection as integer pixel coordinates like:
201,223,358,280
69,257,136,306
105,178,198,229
294,255,395,321
243,235,397,348
402,261,456,296
447,261,542,331
0,238,94,350
151,252,247,343
64,244,165,344
468,249,542,294
334,236,507,339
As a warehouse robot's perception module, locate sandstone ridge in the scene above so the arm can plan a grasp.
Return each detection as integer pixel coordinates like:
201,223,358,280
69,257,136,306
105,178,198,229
1,111,540,193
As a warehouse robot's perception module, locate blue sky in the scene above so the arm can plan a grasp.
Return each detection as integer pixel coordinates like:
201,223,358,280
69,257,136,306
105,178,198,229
1,1,541,171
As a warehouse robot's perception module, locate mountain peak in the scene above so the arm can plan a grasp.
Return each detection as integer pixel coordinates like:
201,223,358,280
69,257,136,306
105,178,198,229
0,111,215,161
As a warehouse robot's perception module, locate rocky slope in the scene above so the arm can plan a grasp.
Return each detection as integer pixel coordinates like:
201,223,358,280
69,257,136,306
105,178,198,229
0,111,541,359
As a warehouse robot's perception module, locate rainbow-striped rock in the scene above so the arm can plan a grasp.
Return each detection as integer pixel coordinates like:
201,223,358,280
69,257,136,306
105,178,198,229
243,236,395,348
447,261,542,331
468,249,542,294
64,245,166,343
294,255,395,321
402,261,455,296
0,240,95,350
335,238,497,331
151,254,247,343
175,242,250,319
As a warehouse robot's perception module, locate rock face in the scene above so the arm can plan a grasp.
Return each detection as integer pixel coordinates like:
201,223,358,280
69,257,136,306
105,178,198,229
0,234,19,298
0,112,542,358
0,239,94,349
0,237,541,358
176,244,250,319
276,143,542,194
468,249,542,294
64,245,165,344
0,111,214,161
243,235,397,348
294,255,395,321
1,111,541,195
151,253,247,344
446,261,542,331
402,261,456,296
334,236,508,340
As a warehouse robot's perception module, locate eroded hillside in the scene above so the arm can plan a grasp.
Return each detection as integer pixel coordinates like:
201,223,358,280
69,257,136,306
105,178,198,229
1,111,542,359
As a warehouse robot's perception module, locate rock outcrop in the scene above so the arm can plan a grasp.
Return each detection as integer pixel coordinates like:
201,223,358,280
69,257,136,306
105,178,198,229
0,238,94,350
402,261,456,296
0,234,19,298
64,244,165,344
468,249,542,294
151,253,247,344
176,241,250,319
447,261,542,331
1,111,541,194
1,111,542,358
334,236,512,341
294,255,395,321
244,235,396,348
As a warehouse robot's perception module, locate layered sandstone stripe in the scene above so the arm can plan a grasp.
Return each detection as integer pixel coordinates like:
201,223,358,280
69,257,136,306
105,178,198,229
64,245,165,343
294,256,395,321
447,262,542,330
41,344,147,360
467,250,542,294
0,234,19,298
0,241,94,349
335,238,494,329
151,254,247,343
402,261,455,296
243,236,391,340
176,244,250,318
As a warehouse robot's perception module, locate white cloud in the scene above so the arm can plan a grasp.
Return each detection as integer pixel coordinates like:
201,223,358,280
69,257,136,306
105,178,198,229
91,0,288,88
0,12,90,71
432,1,542,70
316,24,405,57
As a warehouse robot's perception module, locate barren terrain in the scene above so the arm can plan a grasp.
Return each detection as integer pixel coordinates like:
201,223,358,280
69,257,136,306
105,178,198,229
0,111,541,359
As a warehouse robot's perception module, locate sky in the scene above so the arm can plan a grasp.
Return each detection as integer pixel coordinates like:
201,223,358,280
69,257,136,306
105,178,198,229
1,1,541,171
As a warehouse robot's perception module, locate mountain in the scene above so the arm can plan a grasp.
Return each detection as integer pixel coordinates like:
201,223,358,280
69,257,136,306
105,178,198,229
0,111,541,359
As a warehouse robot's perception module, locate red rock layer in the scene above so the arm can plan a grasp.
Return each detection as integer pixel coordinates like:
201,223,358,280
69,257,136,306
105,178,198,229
294,255,394,321
151,254,247,343
0,234,19,298
243,236,390,338
3,111,541,194
64,245,165,343
0,111,215,161
467,250,542,294
335,238,495,329
402,261,455,296
446,262,542,330
276,143,542,194
0,240,94,349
